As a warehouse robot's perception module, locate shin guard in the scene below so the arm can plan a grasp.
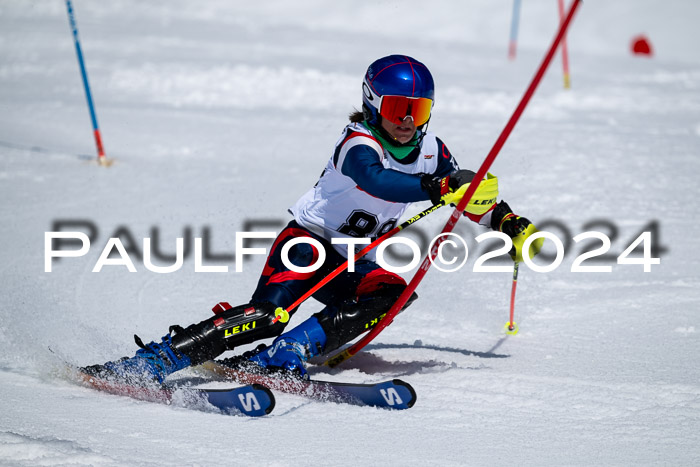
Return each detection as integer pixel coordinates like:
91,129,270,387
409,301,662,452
314,284,417,354
166,302,285,366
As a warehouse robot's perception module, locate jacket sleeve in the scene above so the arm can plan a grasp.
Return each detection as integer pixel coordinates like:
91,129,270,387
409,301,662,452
340,144,431,203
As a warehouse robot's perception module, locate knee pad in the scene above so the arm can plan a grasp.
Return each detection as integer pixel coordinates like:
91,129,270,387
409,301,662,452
314,284,418,354
169,301,286,365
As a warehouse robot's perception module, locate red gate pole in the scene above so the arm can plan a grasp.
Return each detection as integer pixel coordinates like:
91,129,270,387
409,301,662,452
558,0,572,89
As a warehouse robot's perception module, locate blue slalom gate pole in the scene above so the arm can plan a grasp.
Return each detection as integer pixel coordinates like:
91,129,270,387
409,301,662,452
508,0,522,60
65,0,108,165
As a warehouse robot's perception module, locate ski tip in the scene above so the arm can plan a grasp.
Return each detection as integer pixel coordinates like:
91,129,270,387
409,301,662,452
390,379,417,409
204,384,276,417
251,383,276,415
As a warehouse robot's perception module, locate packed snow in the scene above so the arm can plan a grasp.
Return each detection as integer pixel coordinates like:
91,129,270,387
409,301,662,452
1,0,699,465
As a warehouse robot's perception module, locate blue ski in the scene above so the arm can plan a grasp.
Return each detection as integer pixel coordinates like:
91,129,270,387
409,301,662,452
198,384,275,417
202,361,416,410
75,368,275,417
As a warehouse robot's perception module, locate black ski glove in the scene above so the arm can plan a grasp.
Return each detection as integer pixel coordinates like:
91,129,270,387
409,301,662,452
421,169,476,205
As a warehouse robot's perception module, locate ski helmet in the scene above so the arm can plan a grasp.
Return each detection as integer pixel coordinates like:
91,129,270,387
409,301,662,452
362,55,435,128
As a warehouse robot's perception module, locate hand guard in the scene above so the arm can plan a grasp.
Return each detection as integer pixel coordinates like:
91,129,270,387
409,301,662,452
492,201,543,263
421,170,499,216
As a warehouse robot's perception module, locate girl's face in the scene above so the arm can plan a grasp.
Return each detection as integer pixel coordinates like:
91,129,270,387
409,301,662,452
380,116,417,144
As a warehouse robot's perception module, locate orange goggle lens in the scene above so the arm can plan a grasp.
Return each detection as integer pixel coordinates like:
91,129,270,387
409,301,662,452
379,95,433,126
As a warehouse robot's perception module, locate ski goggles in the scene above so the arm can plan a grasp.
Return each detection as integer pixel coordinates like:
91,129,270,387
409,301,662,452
378,95,433,126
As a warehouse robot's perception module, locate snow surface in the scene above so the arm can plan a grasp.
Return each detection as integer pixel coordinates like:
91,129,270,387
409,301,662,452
2,0,700,465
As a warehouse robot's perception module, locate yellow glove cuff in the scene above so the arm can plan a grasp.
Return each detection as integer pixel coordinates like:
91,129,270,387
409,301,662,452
442,173,499,215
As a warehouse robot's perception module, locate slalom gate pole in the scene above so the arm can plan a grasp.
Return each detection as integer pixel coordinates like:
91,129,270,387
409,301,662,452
508,0,522,60
557,0,572,89
269,200,448,325
65,0,108,166
505,262,520,335
324,0,582,368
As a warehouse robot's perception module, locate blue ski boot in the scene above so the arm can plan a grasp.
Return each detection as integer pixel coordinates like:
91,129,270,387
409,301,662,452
247,316,327,379
82,333,191,386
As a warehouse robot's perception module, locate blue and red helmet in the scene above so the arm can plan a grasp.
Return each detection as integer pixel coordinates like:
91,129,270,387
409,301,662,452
362,55,435,128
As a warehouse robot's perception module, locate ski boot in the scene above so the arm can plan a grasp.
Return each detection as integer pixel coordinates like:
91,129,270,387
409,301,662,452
81,301,282,386
230,316,327,380
81,333,191,386
220,285,416,378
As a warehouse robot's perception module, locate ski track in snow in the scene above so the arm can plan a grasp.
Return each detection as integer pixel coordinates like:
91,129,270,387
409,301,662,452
2,0,700,465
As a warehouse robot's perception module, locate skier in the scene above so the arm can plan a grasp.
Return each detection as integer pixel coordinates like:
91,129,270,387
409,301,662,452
84,55,543,384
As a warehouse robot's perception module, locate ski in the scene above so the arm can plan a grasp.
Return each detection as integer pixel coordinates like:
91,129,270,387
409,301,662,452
201,361,416,410
74,367,275,417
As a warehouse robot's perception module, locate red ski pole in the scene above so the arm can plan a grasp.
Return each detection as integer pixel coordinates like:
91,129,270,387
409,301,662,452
269,200,448,325
324,0,582,368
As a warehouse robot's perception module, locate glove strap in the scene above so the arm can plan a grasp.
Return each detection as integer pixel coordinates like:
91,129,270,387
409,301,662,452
439,176,450,197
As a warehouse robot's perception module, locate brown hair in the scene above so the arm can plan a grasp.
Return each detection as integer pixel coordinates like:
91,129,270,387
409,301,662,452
348,109,365,123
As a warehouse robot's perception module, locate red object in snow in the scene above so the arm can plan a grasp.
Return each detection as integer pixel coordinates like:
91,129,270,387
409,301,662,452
631,35,653,56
